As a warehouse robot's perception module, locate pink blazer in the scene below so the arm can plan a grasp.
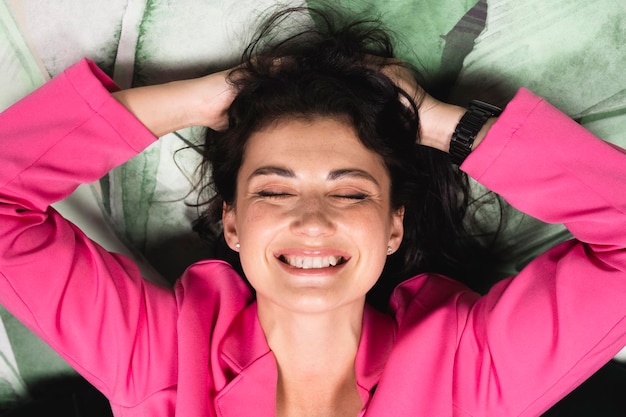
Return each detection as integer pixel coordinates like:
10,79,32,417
1,59,626,417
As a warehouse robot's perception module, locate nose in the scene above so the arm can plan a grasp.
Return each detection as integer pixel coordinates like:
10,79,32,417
289,197,335,238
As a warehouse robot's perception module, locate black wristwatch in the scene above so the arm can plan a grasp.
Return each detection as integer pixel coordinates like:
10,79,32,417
449,100,502,165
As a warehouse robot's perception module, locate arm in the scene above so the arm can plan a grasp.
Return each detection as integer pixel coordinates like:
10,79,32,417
111,67,234,137
0,59,233,403
453,89,626,416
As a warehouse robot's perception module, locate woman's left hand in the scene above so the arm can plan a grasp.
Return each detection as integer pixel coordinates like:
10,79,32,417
378,60,466,153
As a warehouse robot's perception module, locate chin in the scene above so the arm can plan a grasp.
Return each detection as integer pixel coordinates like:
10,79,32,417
270,291,367,316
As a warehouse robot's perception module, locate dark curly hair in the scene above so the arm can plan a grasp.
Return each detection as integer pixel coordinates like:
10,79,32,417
192,5,483,309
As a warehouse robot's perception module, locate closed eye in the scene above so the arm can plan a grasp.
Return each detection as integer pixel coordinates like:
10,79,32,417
256,190,295,199
331,193,369,200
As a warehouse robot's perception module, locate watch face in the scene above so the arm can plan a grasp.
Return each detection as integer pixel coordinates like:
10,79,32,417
470,100,503,116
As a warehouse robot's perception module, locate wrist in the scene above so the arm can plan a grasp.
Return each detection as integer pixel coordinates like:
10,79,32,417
112,80,196,137
174,78,211,129
419,103,465,152
473,117,497,150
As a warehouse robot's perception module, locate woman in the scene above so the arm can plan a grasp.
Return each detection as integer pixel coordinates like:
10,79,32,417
1,6,625,417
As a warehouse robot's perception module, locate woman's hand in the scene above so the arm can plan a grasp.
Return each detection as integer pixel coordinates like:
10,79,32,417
184,68,237,131
382,61,499,154
112,68,236,137
379,60,467,153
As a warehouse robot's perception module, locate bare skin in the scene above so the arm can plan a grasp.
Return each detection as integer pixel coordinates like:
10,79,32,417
271,313,363,417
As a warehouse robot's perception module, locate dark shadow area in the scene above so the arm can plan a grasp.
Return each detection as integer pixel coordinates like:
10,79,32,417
0,376,112,417
542,359,626,417
431,0,488,101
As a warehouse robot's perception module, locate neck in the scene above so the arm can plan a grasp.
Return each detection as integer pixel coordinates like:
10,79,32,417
257,298,364,374
256,298,366,417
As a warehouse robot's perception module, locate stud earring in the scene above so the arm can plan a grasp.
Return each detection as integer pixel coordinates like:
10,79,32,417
387,246,393,255
235,243,241,251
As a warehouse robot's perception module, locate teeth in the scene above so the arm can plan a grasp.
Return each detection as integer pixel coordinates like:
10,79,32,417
282,255,343,269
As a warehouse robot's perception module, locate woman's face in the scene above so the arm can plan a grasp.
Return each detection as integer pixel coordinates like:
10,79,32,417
222,116,404,315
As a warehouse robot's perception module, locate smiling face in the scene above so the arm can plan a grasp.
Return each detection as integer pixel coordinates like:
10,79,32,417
222,116,404,315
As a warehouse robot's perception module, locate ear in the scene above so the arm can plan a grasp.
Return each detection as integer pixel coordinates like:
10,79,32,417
388,206,405,254
222,202,239,250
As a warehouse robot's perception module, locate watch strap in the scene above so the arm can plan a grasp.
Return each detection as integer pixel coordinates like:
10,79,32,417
449,100,502,165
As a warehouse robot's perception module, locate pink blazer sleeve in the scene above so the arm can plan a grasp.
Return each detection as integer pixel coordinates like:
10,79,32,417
0,59,179,404
455,88,626,416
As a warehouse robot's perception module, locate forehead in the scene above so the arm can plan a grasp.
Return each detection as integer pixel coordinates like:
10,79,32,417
240,116,389,179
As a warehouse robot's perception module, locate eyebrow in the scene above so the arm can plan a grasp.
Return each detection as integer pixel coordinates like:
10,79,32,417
248,166,381,187
247,166,295,180
327,168,381,187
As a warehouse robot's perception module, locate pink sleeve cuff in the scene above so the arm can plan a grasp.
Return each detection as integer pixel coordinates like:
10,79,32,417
461,88,544,180
63,58,156,152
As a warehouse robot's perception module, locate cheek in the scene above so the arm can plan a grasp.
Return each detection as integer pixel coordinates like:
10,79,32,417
237,204,286,245
347,208,394,241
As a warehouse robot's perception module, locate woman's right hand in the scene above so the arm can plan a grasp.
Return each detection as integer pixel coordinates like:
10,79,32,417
184,68,237,131
112,68,237,137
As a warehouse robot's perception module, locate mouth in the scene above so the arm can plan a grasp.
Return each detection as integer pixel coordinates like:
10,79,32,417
277,254,348,269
